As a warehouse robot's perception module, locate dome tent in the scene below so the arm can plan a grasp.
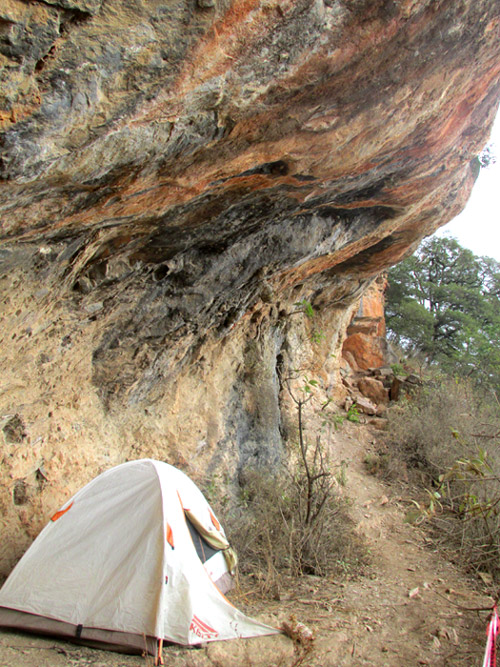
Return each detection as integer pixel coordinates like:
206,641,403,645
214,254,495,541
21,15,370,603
0,459,279,664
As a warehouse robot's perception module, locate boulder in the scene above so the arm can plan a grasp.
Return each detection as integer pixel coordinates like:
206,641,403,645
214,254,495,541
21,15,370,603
353,396,378,416
343,351,360,374
390,377,402,402
358,377,389,405
342,333,387,372
373,367,396,380
339,356,353,378
368,418,389,431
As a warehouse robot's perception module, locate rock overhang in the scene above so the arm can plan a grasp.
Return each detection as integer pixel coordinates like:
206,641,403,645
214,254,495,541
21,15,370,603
0,0,499,430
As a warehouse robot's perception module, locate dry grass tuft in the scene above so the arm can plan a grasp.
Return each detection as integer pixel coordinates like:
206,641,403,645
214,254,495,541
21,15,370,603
220,441,366,597
384,375,500,583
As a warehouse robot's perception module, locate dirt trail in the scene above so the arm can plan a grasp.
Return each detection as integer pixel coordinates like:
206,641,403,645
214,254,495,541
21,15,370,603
301,423,489,666
0,421,493,666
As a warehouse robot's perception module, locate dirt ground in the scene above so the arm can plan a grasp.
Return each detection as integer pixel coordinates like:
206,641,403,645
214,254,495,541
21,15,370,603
0,421,493,667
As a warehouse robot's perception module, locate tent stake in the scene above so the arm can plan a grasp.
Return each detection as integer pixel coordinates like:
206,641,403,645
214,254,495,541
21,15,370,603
155,638,164,666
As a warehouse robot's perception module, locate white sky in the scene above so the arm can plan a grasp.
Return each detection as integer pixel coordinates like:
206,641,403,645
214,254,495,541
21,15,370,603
436,107,500,261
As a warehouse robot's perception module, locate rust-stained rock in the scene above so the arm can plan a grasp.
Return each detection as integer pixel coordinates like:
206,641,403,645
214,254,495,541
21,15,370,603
0,0,499,575
342,332,387,371
342,276,388,370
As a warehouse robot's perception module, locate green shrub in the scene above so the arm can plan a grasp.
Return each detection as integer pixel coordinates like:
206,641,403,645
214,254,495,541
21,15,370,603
390,362,405,377
346,403,361,423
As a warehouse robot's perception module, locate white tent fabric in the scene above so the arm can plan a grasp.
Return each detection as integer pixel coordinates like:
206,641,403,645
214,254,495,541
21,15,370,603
0,459,279,649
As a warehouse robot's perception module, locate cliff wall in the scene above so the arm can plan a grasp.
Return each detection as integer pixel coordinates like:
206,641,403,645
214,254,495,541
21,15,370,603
1,0,499,575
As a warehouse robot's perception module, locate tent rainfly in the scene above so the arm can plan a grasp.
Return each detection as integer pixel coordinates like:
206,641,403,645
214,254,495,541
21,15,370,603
0,459,280,665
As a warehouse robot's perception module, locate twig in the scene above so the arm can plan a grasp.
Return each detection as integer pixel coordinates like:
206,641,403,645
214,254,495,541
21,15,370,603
434,589,495,612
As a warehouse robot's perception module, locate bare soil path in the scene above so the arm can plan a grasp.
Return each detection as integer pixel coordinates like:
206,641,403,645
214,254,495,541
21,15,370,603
0,422,492,666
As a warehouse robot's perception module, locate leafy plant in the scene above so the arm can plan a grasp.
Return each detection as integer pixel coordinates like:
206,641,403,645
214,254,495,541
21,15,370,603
310,329,326,344
293,298,325,345
294,298,315,320
346,403,361,423
301,376,319,394
404,489,443,525
390,362,405,376
325,412,345,431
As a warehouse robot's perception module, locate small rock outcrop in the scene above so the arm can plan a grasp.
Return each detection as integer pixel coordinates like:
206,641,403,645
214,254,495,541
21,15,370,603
0,0,499,575
342,276,388,372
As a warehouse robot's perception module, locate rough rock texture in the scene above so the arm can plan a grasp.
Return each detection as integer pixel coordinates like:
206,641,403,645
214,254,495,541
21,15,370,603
357,376,389,405
342,275,388,370
1,0,500,575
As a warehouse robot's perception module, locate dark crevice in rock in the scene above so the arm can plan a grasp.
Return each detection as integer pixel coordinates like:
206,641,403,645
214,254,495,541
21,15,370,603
34,44,57,72
311,205,398,222
332,233,410,275
237,160,290,178
13,480,29,506
58,7,94,32
331,177,393,205
3,414,27,444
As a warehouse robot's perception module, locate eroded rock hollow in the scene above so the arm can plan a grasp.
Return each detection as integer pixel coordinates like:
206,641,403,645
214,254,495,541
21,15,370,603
1,0,499,574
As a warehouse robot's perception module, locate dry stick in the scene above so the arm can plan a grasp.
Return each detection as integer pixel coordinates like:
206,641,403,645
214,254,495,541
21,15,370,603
470,432,500,439
297,398,314,526
434,589,496,613
443,475,500,484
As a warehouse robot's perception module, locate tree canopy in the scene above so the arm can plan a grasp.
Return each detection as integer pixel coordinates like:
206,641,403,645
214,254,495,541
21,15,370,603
386,236,500,391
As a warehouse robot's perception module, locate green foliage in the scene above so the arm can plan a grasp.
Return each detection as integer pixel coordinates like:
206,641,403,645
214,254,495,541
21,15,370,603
294,298,315,320
346,403,361,423
310,328,326,344
386,236,500,392
390,362,405,376
301,376,319,394
325,412,345,431
294,298,325,344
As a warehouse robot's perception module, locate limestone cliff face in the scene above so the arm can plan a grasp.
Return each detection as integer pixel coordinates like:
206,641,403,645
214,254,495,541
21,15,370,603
1,0,499,575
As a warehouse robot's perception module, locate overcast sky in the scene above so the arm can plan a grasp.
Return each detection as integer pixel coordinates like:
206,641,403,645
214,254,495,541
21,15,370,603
436,107,500,261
